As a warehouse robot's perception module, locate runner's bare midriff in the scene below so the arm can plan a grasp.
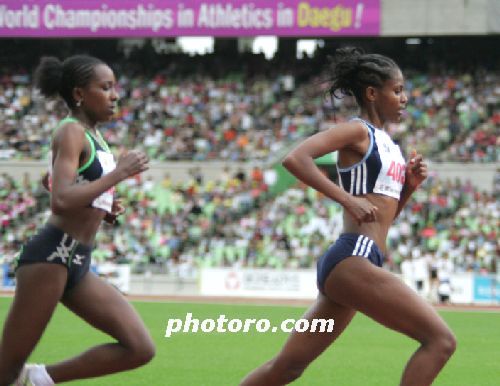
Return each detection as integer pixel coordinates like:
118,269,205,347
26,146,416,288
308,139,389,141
342,193,399,255
48,206,106,246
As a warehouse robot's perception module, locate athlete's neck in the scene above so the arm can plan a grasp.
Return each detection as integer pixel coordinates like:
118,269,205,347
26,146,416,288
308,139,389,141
70,112,97,134
360,109,385,130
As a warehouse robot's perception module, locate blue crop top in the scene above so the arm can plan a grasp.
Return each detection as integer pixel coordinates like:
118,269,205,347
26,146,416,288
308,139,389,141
336,118,406,200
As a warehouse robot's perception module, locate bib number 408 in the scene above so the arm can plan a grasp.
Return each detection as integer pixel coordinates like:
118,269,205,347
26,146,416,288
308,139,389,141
387,161,405,184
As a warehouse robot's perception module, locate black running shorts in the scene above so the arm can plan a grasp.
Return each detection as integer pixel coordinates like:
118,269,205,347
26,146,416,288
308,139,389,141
16,223,93,292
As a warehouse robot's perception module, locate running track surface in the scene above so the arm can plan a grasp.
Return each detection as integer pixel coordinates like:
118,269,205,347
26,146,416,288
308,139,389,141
1,291,499,312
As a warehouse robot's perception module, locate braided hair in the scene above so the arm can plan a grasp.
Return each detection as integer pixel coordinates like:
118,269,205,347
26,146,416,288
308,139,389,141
327,47,400,106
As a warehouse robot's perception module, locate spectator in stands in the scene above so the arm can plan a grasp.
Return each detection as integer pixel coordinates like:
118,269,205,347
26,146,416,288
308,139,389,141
241,47,455,386
1,60,498,163
1,169,496,277
436,253,454,303
0,55,154,386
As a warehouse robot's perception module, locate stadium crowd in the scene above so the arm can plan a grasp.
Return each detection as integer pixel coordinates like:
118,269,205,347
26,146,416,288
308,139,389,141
1,53,498,293
1,169,498,280
0,69,311,162
0,65,498,163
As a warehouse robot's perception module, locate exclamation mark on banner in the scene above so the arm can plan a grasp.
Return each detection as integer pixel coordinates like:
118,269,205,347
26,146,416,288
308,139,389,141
355,3,364,28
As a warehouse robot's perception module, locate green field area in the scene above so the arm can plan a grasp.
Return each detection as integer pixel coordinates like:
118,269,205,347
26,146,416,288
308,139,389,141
0,297,498,385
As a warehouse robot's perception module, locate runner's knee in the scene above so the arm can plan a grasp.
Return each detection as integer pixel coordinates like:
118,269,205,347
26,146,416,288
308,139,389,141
123,333,156,368
433,329,457,359
136,338,156,366
422,327,456,362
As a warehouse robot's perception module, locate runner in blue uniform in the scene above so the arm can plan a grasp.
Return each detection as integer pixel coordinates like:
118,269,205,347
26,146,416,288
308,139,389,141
240,47,456,386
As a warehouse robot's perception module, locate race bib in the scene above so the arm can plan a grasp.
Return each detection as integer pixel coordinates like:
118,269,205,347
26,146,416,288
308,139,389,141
92,150,116,212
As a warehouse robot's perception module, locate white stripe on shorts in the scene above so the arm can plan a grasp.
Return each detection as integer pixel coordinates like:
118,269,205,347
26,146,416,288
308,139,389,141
357,236,369,256
352,235,364,256
363,239,374,257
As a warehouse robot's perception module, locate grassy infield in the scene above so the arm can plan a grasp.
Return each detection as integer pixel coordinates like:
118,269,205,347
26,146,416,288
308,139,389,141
0,298,498,385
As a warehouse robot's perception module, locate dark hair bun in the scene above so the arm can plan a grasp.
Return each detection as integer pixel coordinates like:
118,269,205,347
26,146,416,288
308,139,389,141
34,56,63,98
333,46,364,63
329,47,365,99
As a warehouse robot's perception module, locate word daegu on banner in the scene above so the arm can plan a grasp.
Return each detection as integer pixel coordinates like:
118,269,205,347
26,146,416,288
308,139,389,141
0,0,380,37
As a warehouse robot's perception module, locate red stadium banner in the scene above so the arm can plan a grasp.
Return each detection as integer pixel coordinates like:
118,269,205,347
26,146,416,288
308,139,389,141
0,0,380,37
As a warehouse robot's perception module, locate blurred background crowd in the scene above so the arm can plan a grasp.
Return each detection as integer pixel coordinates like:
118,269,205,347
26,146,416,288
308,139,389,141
1,64,498,163
0,40,498,293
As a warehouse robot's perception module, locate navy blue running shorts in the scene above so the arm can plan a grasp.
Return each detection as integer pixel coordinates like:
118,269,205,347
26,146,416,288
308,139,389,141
317,233,385,293
16,223,93,292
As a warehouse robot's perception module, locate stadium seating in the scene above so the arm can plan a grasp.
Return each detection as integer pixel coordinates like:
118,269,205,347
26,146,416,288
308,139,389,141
1,171,497,275
0,66,498,163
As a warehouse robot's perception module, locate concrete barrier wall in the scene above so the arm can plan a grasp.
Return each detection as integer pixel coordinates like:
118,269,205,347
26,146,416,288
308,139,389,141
1,160,496,191
382,0,492,35
0,160,256,185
